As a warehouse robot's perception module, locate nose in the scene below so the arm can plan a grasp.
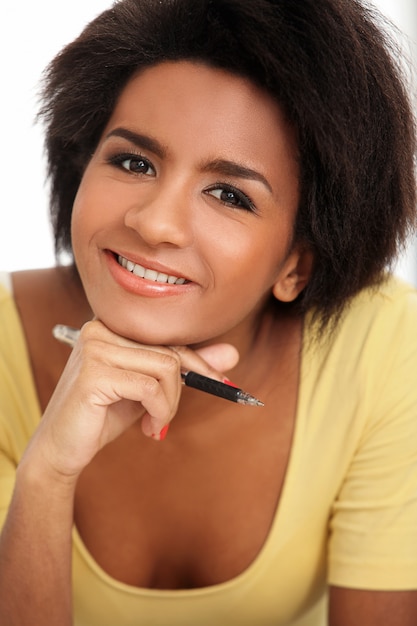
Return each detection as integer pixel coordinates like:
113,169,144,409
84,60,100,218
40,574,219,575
124,179,194,249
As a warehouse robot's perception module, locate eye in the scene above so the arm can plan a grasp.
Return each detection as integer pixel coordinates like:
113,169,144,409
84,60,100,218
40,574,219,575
108,152,156,176
204,183,256,212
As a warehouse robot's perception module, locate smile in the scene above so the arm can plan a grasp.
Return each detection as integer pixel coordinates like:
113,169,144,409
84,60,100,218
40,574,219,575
117,255,187,285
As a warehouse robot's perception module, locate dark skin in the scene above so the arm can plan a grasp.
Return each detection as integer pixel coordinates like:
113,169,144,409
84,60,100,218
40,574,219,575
4,58,416,625
11,268,417,625
12,267,92,412
13,266,299,589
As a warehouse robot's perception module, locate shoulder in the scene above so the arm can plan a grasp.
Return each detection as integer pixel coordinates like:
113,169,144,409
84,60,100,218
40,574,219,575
0,271,41,461
323,278,417,594
0,272,22,351
307,274,417,357
12,265,91,338
348,274,417,321
12,266,74,304
341,274,417,360
301,275,417,429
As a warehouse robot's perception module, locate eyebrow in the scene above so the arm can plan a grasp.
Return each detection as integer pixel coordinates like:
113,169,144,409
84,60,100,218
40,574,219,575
200,159,272,193
105,127,166,159
105,127,272,193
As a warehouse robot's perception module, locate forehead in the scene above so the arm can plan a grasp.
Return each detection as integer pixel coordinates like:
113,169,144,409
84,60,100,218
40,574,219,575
106,61,297,157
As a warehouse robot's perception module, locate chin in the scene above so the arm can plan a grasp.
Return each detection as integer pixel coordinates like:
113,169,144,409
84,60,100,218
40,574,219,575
96,313,195,347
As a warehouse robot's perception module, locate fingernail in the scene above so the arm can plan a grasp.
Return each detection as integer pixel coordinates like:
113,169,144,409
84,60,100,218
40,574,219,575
152,423,170,441
159,424,170,440
222,378,238,388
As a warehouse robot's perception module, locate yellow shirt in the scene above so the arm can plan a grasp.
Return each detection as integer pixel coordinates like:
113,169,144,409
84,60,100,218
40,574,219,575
1,274,417,625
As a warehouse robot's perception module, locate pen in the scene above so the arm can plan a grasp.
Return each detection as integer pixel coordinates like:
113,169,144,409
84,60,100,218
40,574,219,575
181,371,264,406
52,324,264,407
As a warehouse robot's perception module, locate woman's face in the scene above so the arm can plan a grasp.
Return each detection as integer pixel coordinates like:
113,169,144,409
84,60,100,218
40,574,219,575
71,61,306,347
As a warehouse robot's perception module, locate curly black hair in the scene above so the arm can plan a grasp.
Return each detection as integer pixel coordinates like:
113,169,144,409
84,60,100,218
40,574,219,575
38,0,416,328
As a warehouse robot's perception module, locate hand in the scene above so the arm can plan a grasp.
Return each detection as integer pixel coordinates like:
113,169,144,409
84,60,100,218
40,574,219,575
22,320,239,481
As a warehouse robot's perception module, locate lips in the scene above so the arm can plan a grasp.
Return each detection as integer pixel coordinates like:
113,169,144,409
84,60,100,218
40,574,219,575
117,254,187,285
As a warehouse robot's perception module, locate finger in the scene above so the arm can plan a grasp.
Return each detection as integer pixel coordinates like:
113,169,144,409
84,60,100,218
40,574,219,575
170,343,240,381
193,343,240,372
94,369,178,431
60,349,180,436
76,321,182,402
53,323,182,440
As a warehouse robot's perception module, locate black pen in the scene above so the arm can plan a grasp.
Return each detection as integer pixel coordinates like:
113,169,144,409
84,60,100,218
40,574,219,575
52,324,264,407
181,371,263,406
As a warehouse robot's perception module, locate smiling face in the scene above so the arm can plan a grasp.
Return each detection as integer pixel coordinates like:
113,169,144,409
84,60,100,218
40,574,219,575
71,61,309,347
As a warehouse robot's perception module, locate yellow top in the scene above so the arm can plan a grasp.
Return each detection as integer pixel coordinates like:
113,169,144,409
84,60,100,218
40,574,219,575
1,274,417,626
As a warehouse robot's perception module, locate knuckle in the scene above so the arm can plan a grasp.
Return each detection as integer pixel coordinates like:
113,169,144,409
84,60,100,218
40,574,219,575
77,322,109,362
78,320,102,343
79,320,95,338
141,376,160,397
159,352,180,374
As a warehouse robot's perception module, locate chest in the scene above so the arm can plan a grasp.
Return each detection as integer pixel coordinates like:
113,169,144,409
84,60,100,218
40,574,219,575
73,360,299,591
15,275,302,591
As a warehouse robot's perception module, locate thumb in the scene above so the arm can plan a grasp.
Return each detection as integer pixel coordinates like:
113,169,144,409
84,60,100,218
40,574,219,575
193,343,240,372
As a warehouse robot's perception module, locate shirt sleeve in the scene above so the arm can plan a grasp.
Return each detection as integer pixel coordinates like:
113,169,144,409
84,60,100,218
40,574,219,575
328,285,417,589
0,287,40,531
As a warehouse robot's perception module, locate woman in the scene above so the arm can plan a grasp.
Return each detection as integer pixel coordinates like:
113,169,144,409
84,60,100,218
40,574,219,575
0,0,416,624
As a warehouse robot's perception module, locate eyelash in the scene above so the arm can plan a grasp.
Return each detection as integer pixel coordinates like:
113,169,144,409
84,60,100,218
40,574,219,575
106,151,256,212
204,183,256,212
107,151,156,176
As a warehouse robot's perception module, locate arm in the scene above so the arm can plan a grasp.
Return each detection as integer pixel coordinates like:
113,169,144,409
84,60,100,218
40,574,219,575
329,586,417,626
0,460,76,626
0,320,236,624
0,320,177,619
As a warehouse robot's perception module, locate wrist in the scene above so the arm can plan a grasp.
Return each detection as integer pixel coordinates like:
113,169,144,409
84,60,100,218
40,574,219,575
16,447,80,498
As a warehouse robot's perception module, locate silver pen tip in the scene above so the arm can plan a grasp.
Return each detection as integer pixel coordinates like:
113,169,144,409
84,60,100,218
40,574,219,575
237,392,265,407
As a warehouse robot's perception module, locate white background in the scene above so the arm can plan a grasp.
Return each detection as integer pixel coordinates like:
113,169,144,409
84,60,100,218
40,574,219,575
0,1,416,284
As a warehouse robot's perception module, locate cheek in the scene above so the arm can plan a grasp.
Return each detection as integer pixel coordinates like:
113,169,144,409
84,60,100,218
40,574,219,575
71,173,92,231
70,180,103,271
207,221,287,288
71,176,115,254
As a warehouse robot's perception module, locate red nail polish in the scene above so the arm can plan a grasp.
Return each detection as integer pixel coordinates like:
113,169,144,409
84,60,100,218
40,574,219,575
222,378,239,388
159,424,170,441
151,424,169,440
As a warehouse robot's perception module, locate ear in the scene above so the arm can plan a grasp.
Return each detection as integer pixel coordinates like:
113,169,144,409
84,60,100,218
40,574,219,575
272,245,314,303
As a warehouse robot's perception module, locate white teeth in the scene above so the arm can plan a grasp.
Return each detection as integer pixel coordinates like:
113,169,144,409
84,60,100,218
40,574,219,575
132,264,145,278
144,269,158,281
117,255,186,285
